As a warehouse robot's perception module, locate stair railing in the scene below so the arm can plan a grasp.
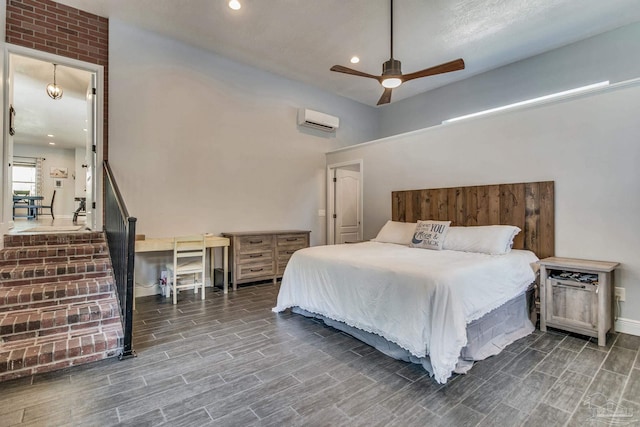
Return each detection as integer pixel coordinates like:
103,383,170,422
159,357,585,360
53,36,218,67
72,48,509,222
103,161,136,359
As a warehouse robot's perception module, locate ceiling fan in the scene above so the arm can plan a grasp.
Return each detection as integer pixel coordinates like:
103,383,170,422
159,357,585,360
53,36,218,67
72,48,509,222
330,0,465,106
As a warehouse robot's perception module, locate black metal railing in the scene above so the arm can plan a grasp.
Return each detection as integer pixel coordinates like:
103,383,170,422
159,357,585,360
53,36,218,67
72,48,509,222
103,161,137,359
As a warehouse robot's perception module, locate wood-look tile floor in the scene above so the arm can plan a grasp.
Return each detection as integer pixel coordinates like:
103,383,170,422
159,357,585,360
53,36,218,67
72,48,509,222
8,217,88,233
1,283,639,427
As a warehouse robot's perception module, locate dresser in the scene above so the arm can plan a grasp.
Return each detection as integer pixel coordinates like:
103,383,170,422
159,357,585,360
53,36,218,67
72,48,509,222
222,230,310,289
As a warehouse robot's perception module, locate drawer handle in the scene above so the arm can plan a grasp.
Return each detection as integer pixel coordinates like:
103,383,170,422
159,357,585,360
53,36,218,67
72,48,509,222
249,240,263,244
249,254,263,258
286,238,298,241
553,282,587,290
286,250,295,255
250,268,264,272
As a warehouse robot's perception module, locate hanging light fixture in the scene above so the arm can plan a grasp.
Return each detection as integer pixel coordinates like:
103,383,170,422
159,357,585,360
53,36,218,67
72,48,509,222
46,64,63,100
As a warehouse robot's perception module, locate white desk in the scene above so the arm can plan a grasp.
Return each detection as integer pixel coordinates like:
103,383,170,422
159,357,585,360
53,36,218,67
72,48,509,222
135,235,231,294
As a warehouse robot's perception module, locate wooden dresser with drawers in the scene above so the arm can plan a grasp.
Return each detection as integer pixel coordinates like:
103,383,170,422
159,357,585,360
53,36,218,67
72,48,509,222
222,230,310,289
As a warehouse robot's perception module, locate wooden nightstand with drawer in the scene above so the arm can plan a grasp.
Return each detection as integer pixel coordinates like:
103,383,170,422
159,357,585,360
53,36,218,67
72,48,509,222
537,257,620,346
222,230,310,289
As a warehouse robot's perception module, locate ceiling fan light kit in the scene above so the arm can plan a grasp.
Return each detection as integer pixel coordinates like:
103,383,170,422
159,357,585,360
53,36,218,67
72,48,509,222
46,63,63,100
381,58,402,88
330,0,465,105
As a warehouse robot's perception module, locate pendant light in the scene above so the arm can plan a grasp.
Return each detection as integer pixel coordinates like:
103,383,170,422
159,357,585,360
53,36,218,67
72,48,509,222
46,64,63,100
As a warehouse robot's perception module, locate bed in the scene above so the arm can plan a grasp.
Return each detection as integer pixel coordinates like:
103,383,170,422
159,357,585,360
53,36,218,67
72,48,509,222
273,181,554,384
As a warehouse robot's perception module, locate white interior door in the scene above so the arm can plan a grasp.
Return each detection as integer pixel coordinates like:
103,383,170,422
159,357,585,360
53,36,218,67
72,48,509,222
84,74,97,229
335,168,361,243
4,58,16,228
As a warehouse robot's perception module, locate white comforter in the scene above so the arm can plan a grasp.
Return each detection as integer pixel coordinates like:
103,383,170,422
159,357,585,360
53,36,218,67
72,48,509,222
273,242,538,384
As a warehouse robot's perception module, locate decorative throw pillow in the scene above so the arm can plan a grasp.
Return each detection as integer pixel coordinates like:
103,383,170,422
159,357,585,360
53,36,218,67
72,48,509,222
409,220,451,250
371,220,417,245
442,225,521,255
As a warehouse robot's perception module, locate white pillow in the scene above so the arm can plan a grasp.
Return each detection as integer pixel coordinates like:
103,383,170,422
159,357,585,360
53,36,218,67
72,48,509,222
443,225,521,255
409,220,451,250
371,220,417,245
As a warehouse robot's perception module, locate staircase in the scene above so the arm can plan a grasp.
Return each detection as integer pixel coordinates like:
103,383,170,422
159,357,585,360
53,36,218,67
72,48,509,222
0,232,124,382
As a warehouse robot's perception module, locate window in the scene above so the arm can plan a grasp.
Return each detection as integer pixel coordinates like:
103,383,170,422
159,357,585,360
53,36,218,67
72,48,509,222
13,160,36,195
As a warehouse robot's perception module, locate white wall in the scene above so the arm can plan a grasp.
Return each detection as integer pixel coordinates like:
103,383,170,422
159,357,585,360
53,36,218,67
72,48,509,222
326,81,640,326
108,20,379,294
378,23,640,138
14,144,77,218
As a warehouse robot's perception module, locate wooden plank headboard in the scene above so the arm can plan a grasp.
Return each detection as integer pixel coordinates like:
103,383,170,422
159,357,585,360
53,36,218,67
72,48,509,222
392,181,554,259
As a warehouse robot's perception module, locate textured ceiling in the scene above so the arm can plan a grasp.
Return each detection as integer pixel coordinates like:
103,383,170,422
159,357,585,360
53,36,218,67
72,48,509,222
14,2,637,164
46,1,640,106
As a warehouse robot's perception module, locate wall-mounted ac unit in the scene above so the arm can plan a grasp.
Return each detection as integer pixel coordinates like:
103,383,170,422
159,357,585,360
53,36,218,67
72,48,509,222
297,108,340,132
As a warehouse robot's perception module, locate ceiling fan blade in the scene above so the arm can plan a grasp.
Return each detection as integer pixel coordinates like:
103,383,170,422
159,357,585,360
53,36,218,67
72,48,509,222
377,88,393,105
402,58,465,83
330,65,382,81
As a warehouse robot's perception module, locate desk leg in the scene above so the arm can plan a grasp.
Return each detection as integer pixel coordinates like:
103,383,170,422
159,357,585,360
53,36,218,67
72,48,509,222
223,246,230,293
214,248,216,290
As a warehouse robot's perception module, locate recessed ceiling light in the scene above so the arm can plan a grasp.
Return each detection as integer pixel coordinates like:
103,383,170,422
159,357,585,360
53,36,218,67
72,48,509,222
47,134,54,137
350,56,360,64
83,128,87,132
228,0,241,10
49,142,55,145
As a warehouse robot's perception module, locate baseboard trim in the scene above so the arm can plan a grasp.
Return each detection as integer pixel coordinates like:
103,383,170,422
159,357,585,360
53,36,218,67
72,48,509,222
615,317,640,336
134,279,214,299
134,284,161,298
127,284,640,336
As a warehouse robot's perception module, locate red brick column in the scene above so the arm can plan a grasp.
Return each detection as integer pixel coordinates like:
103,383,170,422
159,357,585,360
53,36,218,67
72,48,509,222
5,0,109,160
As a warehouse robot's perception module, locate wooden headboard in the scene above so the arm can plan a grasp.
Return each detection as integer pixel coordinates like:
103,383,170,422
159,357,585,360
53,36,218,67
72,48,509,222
392,181,554,259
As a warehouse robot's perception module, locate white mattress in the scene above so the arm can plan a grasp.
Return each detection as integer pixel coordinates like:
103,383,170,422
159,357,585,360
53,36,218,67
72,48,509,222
273,242,538,384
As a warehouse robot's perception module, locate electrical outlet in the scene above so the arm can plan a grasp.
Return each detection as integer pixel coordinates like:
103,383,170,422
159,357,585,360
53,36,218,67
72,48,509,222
615,287,626,302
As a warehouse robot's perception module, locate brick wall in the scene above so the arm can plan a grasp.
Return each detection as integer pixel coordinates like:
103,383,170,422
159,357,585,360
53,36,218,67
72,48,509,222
5,0,109,159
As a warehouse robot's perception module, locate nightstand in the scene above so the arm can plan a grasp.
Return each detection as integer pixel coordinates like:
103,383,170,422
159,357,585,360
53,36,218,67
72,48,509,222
537,257,619,346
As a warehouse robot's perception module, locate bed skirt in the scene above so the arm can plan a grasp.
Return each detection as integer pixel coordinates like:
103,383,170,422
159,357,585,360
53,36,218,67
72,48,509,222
291,290,534,379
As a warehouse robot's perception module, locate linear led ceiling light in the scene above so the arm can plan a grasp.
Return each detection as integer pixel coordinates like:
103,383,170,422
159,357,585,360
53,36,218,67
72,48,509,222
442,81,610,124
